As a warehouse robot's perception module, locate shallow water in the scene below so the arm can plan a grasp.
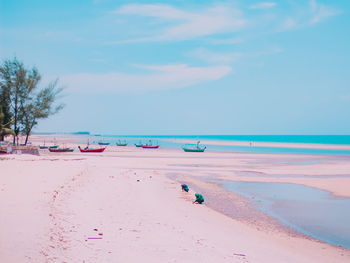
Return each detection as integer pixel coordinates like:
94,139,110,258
216,181,350,249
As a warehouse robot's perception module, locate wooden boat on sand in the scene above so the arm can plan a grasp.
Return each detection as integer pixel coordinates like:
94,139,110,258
98,142,110,145
182,141,206,152
78,146,106,153
135,140,144,147
49,147,74,152
142,145,159,149
142,140,159,149
116,140,128,146
40,145,58,149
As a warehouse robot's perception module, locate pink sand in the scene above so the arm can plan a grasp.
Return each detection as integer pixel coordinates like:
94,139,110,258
0,136,349,262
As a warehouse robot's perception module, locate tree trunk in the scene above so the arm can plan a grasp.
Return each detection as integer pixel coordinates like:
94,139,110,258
13,92,18,145
24,133,29,145
24,121,35,145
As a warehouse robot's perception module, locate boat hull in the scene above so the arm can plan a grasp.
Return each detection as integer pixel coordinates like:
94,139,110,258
183,148,206,152
78,147,106,153
49,148,74,152
98,142,110,145
142,145,159,149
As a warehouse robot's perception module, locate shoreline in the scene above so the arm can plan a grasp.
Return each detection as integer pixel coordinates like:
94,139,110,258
169,138,350,151
26,134,350,198
27,133,350,151
169,174,347,250
6,134,350,198
1,134,349,262
193,176,350,249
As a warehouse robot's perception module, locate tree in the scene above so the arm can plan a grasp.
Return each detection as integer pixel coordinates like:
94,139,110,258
20,79,64,145
0,58,28,144
0,58,64,145
0,106,15,141
0,86,11,127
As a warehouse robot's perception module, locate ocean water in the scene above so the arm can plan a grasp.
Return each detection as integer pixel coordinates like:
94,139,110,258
165,135,350,145
217,181,350,249
90,135,350,156
96,135,350,145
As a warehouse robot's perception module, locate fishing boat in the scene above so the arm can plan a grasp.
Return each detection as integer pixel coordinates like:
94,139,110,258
142,145,159,149
49,147,74,153
135,141,143,147
39,140,48,149
39,145,58,149
49,145,59,149
116,140,128,146
40,138,58,149
78,146,106,153
0,149,7,154
98,142,110,145
142,140,159,149
182,141,206,152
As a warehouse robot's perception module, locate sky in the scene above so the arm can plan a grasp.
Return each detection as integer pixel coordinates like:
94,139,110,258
0,0,349,135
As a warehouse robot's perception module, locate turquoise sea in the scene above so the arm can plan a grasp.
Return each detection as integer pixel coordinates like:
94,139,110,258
92,135,350,156
137,135,350,145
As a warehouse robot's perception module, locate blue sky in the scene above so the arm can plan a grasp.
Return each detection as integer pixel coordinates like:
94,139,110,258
1,0,349,135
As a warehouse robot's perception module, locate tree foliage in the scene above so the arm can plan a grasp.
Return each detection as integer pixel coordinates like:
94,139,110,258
0,58,64,144
0,107,15,141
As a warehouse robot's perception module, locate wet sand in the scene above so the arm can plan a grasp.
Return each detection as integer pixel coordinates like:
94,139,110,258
0,134,349,262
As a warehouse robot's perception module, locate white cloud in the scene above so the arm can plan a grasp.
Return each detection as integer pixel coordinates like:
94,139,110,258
309,0,340,25
310,0,318,12
250,2,276,9
112,4,246,43
60,64,232,93
189,48,243,64
276,1,340,32
117,4,186,19
107,2,341,44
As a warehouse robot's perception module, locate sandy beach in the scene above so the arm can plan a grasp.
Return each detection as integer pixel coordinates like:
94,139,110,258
1,134,350,262
2,0,350,261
